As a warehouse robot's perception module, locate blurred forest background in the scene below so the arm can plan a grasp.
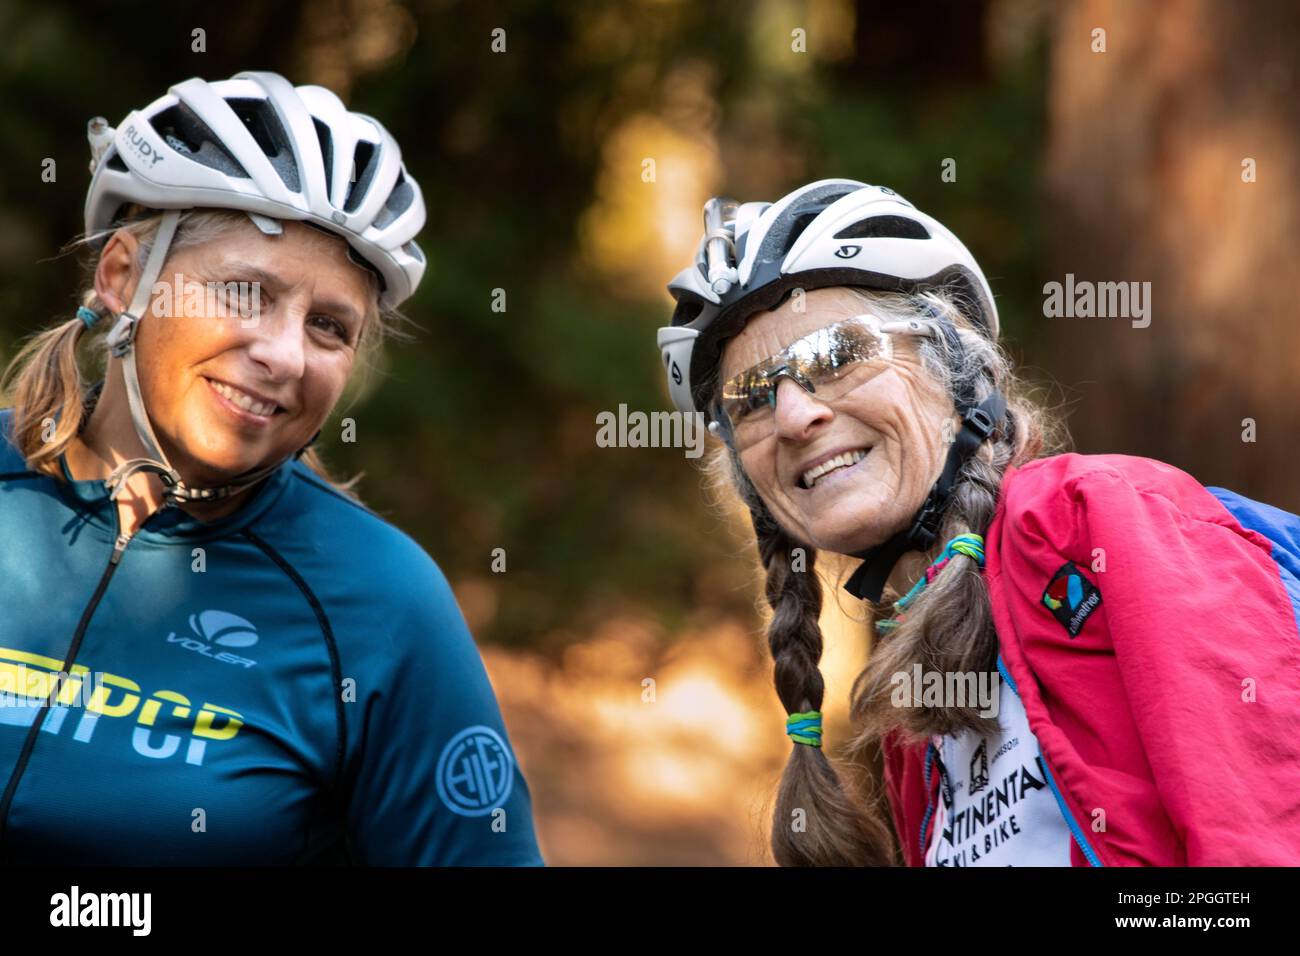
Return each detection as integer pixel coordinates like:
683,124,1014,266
1,0,1296,864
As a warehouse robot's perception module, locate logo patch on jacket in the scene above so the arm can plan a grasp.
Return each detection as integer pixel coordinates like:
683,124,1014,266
1041,562,1102,637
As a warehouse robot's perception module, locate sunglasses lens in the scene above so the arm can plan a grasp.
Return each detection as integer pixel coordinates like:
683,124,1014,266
720,371,774,420
718,317,891,445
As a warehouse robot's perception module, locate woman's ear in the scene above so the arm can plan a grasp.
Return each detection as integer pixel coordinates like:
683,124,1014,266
94,228,142,316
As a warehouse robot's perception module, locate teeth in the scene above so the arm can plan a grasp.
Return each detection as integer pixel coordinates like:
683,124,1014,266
802,449,868,488
210,379,277,417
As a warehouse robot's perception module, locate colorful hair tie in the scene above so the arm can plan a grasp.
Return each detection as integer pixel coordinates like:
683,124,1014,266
786,710,823,747
875,533,987,635
939,532,985,568
76,306,100,330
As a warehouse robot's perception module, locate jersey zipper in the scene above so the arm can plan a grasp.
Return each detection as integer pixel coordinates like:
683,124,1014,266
0,519,135,851
996,655,1104,867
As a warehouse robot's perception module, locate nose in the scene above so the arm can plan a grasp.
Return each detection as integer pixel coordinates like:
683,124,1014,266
772,375,832,441
244,302,306,382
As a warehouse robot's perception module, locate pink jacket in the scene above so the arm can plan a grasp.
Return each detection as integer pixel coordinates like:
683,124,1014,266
882,452,1300,866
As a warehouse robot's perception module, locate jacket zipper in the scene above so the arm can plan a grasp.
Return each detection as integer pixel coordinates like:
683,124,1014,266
919,741,938,861
996,655,1104,867
0,523,134,849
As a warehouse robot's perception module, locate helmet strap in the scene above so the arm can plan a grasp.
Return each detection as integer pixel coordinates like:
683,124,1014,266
104,209,184,500
843,389,1006,602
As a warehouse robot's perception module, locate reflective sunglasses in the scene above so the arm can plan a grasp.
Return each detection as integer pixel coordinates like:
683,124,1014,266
711,314,939,447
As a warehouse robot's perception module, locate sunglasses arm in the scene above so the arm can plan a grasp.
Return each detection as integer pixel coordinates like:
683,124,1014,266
876,318,943,340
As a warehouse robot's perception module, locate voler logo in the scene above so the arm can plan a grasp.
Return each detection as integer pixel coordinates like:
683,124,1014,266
166,609,259,668
1042,561,1102,638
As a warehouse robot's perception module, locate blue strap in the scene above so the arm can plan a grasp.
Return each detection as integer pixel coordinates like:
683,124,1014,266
895,533,986,612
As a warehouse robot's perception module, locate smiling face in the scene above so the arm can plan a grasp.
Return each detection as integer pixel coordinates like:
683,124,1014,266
126,219,376,486
719,287,958,556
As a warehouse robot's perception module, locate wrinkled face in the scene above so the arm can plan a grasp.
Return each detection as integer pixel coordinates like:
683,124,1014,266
129,220,375,485
719,287,958,555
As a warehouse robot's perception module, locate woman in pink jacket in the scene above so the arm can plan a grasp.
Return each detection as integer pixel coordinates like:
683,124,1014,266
656,179,1300,866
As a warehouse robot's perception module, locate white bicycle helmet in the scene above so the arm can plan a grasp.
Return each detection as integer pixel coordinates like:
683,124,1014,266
81,70,427,506
86,70,425,309
657,180,1006,602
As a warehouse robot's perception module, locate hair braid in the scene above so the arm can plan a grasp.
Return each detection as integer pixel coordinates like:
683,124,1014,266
738,468,898,866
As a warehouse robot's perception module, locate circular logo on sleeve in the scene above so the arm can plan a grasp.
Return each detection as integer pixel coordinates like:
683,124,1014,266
435,726,515,817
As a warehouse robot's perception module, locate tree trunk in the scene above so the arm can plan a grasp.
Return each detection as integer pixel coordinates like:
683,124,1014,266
1043,0,1300,505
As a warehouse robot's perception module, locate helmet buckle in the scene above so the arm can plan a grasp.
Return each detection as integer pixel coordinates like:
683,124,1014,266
107,313,140,358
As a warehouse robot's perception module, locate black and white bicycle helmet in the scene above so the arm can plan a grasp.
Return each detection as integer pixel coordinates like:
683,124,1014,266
658,179,997,417
656,179,1006,601
81,70,427,506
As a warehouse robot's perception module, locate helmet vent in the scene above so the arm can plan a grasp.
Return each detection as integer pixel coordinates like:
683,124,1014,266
402,240,425,266
834,215,930,240
226,97,300,193
752,186,855,264
343,140,379,213
150,104,249,179
372,171,414,230
753,209,811,265
673,299,704,326
312,117,335,194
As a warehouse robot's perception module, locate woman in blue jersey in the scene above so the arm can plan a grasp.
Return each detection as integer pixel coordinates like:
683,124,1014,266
0,71,544,865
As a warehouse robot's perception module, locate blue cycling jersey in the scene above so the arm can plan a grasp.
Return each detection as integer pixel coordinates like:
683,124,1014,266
0,407,544,865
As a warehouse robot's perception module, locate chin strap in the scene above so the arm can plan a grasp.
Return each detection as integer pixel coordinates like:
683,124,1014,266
843,389,1006,602
103,455,290,504
101,209,316,507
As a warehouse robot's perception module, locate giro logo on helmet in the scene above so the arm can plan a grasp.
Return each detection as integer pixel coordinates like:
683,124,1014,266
834,244,862,258
122,123,165,169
